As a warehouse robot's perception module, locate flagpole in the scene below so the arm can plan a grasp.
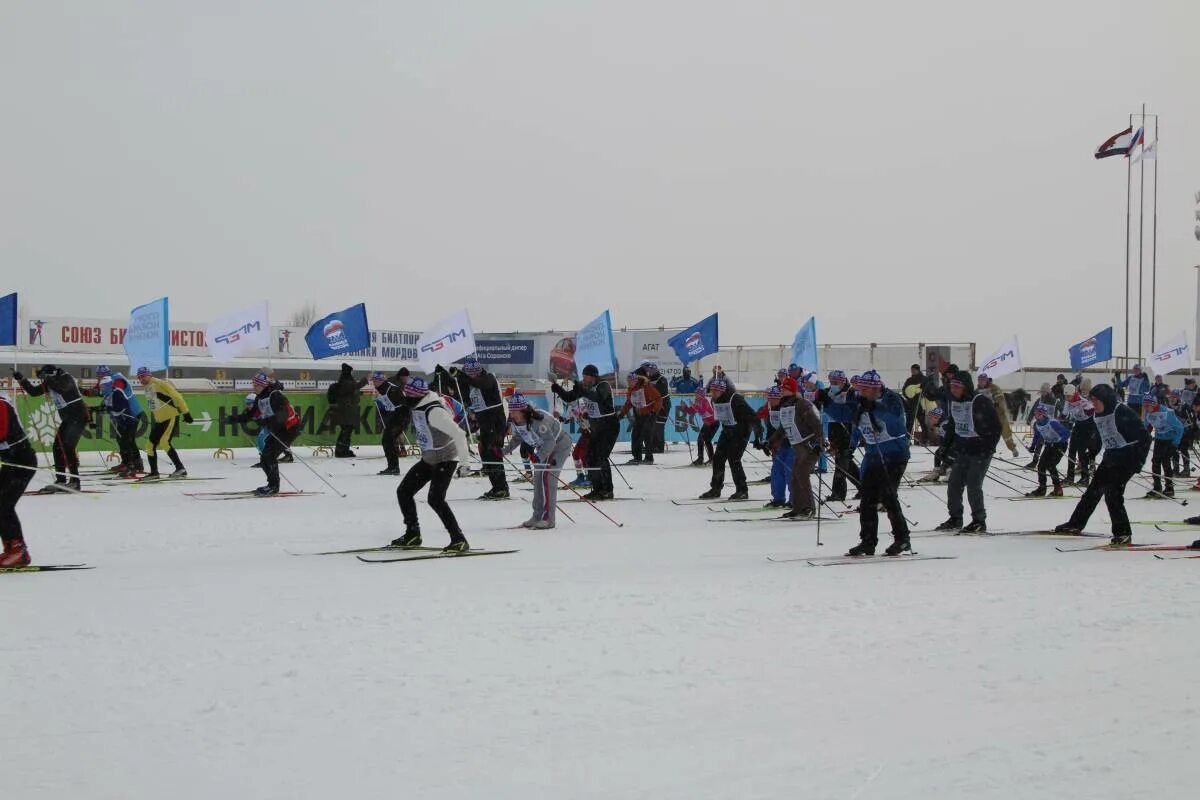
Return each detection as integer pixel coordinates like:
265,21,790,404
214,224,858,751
1150,113,1160,348
1124,112,1133,365
1137,103,1147,364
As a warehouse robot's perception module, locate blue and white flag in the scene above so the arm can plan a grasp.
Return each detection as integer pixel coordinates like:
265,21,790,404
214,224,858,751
978,335,1022,379
667,312,719,365
124,297,170,373
207,301,270,360
305,303,371,360
789,317,818,374
417,308,476,372
574,310,617,377
0,292,16,347
1068,327,1113,371
1151,331,1191,372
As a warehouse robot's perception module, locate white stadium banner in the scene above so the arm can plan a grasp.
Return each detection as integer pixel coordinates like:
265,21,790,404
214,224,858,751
207,302,270,360
977,335,1023,379
1150,331,1191,372
417,309,477,372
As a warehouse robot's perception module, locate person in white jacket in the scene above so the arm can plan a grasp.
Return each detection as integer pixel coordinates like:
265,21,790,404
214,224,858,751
390,378,471,553
504,393,573,529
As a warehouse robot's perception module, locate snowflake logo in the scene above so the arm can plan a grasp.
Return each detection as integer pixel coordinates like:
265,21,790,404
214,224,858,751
27,403,59,447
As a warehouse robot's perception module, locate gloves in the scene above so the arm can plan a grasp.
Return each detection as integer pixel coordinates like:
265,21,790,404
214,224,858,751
1009,443,1020,458
12,371,23,381
550,383,565,398
183,413,194,424
448,366,461,378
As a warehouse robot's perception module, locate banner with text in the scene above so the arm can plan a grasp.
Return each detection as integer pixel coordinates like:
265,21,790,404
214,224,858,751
978,335,1022,379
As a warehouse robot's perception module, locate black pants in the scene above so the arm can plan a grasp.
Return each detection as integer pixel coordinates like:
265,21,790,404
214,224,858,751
858,460,909,545
1066,422,1098,482
381,419,405,470
116,422,143,471
696,422,717,463
710,433,749,493
1037,442,1066,488
260,427,299,490
1151,439,1177,492
652,403,670,454
587,420,619,493
52,417,85,482
147,418,183,474
478,426,508,492
0,443,37,546
1175,430,1195,474
828,422,860,499
335,425,355,454
1065,460,1137,535
398,459,461,537
630,414,653,461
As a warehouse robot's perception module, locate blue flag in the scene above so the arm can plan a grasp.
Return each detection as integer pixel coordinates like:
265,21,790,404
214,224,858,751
790,317,818,373
0,293,16,347
305,303,371,360
123,297,170,373
574,310,617,377
1068,327,1113,371
667,313,719,365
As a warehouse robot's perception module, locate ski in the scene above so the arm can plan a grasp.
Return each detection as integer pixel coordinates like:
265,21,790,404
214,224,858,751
1010,530,1109,539
707,516,844,524
672,497,756,506
1150,522,1200,530
709,505,782,514
806,555,957,567
561,497,643,503
289,545,486,556
24,487,107,496
1054,542,1162,553
358,549,519,563
1004,495,1078,502
1154,554,1200,560
911,529,1018,538
128,477,226,486
1106,544,1200,552
0,564,94,574
187,491,322,500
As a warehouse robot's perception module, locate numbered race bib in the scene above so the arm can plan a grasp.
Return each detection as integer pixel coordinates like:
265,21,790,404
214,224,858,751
714,402,735,425
514,424,543,449
469,387,486,413
768,408,781,427
858,413,880,445
1094,413,1128,450
411,410,433,450
778,405,804,445
950,400,977,438
257,396,274,418
376,393,396,413
582,399,602,419
630,389,647,410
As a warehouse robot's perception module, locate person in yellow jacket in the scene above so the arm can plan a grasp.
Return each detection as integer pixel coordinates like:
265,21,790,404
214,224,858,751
136,367,193,479
976,372,1021,458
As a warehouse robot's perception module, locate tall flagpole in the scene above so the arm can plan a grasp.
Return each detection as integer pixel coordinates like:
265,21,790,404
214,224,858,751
1150,113,1160,348
1137,103,1147,363
1124,112,1133,364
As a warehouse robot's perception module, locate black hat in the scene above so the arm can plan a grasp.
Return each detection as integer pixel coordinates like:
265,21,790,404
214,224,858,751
582,364,599,377
340,363,353,374
38,365,59,378
397,367,410,377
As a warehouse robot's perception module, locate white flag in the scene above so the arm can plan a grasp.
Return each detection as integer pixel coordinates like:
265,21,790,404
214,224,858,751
977,335,1023,379
207,302,270,359
1131,139,1158,164
416,309,477,372
1151,331,1191,372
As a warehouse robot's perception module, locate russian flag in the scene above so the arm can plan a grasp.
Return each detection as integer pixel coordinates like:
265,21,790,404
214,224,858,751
1094,126,1142,159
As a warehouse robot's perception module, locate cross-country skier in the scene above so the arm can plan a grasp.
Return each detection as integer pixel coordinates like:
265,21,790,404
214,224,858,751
1170,390,1195,479
638,361,671,455
817,370,860,501
681,385,716,466
245,372,301,496
846,370,911,556
757,386,791,509
13,365,86,492
934,371,1001,533
96,373,145,477
503,393,573,529
1063,386,1099,486
975,372,1020,458
371,369,411,476
696,377,761,501
454,358,510,499
1142,396,1182,497
136,367,192,480
390,377,471,553
1118,365,1150,418
1054,383,1150,545
776,375,823,518
0,391,37,566
1025,405,1070,496
621,371,663,465
551,364,619,500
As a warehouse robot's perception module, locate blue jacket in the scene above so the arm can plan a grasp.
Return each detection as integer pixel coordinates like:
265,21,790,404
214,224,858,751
1145,408,1184,446
1032,418,1071,448
670,375,702,395
849,388,910,470
1121,373,1150,405
108,374,143,431
818,384,856,424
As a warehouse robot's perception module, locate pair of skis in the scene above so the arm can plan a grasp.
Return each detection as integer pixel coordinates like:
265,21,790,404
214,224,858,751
287,544,518,563
184,490,322,500
767,552,956,567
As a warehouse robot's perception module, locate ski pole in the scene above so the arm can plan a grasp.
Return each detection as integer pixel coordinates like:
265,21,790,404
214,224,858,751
270,431,347,498
1,460,99,497
608,457,634,491
241,431,302,494
501,454,576,524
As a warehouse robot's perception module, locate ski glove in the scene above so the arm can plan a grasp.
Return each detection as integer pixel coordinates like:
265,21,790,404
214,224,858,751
11,371,23,381
183,413,194,424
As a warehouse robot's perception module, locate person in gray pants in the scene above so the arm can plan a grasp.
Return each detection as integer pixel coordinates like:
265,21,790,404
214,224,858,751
504,393,574,529
934,370,1002,534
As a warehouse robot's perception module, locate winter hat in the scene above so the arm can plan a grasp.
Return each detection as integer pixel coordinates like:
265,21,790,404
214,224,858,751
252,371,270,388
96,365,112,378
403,377,429,397
1033,404,1049,419
1132,364,1143,374
694,385,706,396
767,385,782,399
627,371,643,384
857,370,883,389
928,407,945,422
828,369,846,384
38,364,59,378
787,363,802,378
340,363,353,375
463,357,482,376
707,377,729,394
640,360,659,374
775,369,787,380
507,393,530,412
136,366,152,379
976,372,989,382
850,374,862,386
778,376,799,395
370,370,386,383
1143,397,1160,412
581,364,599,377
244,393,256,406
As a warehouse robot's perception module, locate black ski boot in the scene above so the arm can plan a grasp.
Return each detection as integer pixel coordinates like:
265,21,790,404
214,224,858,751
1109,532,1133,547
377,467,400,476
1025,486,1046,497
1054,522,1083,534
884,539,912,557
697,488,721,500
443,537,469,554
727,489,749,501
846,540,876,557
254,485,279,496
934,517,963,532
960,520,986,533
391,529,422,548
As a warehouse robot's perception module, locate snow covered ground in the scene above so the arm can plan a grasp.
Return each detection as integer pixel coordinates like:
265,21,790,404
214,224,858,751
5,444,1200,799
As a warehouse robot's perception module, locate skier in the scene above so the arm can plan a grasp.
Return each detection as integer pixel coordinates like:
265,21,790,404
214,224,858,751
98,373,145,477
0,391,37,566
640,361,671,455
328,363,367,457
621,371,663,465
777,375,823,518
935,371,1001,533
1063,387,1100,486
1142,396,1182,498
817,370,860,502
503,393,573,529
245,372,301,496
1170,390,1195,479
845,370,911,556
13,365,86,492
1025,405,1070,496
136,367,192,480
551,364,619,500
390,377,471,553
1118,365,1150,418
696,377,761,501
454,358,510,500
568,399,592,489
680,384,716,466
371,369,411,476
1054,383,1151,545
975,372,1020,458
757,385,791,509
902,363,925,436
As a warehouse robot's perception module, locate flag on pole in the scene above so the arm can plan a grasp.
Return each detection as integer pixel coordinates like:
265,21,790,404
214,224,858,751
416,309,477,372
1150,331,1191,372
207,302,270,360
789,317,818,373
1131,139,1157,164
1094,126,1138,159
1068,327,1114,371
978,335,1022,379
123,297,170,373
0,293,16,347
667,312,719,365
574,310,618,377
305,303,371,360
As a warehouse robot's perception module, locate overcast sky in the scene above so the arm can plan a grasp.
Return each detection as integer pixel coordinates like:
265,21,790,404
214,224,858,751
3,1,1196,367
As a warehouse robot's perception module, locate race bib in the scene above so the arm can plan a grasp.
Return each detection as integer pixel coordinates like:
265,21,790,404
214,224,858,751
714,402,735,425
412,411,433,450
630,389,647,409
469,387,486,413
514,424,543,448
